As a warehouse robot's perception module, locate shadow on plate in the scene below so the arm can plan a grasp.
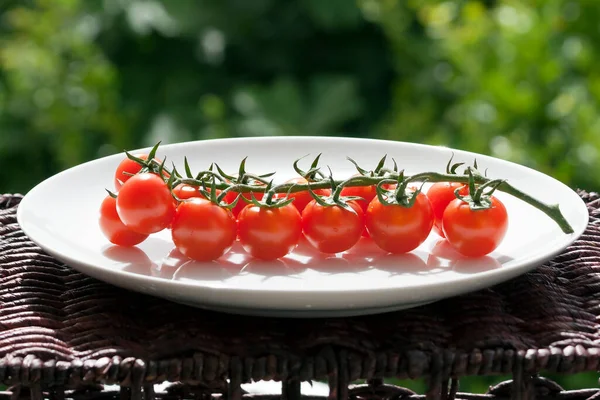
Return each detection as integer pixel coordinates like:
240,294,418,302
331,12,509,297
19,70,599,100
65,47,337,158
102,235,508,283
102,245,157,276
307,255,363,274
451,256,502,274
428,239,508,274
154,247,243,280
371,251,447,275
287,235,370,274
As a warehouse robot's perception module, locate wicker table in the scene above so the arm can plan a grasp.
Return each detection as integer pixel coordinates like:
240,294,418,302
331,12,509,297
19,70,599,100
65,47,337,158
1,192,600,400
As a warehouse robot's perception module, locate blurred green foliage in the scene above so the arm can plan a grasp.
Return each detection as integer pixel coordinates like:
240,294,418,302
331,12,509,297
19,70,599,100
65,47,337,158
2,0,600,194
0,0,599,391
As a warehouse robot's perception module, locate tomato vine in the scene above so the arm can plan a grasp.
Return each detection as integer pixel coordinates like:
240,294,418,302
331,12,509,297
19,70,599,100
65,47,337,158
124,142,573,235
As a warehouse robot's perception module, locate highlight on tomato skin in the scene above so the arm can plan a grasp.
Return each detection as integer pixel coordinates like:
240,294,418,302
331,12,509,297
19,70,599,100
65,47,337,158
237,202,303,260
442,196,509,258
170,197,237,262
116,173,177,235
98,194,149,247
301,200,365,254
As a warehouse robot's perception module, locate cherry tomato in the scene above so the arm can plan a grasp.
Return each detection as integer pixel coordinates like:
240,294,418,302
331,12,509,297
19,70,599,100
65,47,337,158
114,154,148,189
281,177,331,213
237,203,302,260
341,177,395,237
365,191,434,254
114,154,169,190
116,173,176,234
99,195,148,246
172,183,204,201
171,197,237,261
426,182,469,237
301,200,364,254
340,178,376,213
223,180,266,218
442,196,508,257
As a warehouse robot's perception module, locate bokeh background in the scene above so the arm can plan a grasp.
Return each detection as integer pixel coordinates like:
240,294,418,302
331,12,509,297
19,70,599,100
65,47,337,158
1,0,598,392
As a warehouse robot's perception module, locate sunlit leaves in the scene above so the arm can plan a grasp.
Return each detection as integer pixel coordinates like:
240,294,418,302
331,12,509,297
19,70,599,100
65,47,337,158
376,0,600,191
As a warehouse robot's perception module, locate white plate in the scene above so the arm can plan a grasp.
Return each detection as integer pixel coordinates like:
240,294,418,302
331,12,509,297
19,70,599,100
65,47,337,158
17,137,589,318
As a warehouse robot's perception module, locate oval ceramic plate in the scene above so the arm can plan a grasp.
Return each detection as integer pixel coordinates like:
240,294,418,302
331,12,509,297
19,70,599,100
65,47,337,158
17,137,589,317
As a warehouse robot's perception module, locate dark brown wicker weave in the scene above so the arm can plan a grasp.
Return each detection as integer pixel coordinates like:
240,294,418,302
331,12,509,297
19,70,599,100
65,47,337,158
1,191,600,400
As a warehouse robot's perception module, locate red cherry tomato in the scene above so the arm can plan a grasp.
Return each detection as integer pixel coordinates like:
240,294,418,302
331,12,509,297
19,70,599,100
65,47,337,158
171,198,237,261
340,178,376,213
172,183,204,201
282,177,331,213
237,203,302,260
301,200,364,254
114,154,148,189
442,196,509,257
114,154,169,190
116,173,176,234
99,195,148,246
341,177,396,237
426,182,468,237
365,191,434,254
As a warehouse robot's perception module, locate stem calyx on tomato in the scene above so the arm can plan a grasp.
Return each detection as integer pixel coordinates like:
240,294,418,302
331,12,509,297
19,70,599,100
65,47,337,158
375,170,427,208
454,168,505,211
307,169,363,214
124,141,170,181
205,178,242,210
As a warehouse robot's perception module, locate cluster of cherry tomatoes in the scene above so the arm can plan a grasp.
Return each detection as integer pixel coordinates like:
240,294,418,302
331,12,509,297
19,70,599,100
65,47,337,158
99,150,509,262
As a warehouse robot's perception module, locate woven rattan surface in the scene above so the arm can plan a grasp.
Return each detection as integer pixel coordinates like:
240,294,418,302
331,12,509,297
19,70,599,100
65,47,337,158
1,191,600,400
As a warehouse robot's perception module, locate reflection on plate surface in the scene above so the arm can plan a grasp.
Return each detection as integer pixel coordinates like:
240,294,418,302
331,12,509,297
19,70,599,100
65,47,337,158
105,236,494,282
